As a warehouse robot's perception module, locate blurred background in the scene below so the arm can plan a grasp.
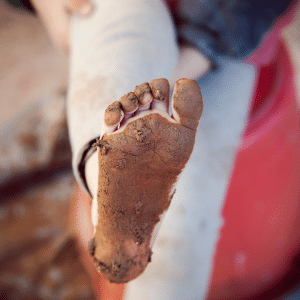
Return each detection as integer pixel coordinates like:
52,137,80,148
0,0,300,299
0,1,96,299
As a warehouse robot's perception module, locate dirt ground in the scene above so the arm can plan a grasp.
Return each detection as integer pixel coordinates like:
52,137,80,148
0,1,299,300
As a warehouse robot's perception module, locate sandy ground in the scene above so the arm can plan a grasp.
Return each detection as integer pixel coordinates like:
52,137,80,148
0,2,68,125
0,3,96,300
0,1,299,299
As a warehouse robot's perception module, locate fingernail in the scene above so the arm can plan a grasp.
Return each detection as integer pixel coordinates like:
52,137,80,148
80,3,93,16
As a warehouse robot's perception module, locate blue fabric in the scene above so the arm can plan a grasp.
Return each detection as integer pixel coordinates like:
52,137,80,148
176,0,293,63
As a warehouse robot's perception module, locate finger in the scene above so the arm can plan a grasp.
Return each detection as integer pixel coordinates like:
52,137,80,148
67,0,94,16
30,0,70,54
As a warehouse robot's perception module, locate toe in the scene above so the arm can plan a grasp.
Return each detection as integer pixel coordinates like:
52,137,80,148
103,101,124,135
104,101,124,126
171,79,203,130
119,92,139,114
150,78,170,101
134,82,153,111
150,78,170,112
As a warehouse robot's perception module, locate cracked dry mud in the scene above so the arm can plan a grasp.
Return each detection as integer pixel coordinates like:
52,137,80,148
89,78,203,283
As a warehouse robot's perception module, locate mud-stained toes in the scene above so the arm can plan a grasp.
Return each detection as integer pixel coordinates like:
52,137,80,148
134,82,153,111
150,78,170,101
171,78,203,130
103,101,124,134
150,78,170,112
104,101,124,126
93,78,204,283
120,92,139,114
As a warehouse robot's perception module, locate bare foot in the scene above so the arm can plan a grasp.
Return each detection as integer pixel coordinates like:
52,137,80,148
89,78,203,283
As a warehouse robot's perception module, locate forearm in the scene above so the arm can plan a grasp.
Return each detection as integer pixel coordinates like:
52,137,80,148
67,0,178,194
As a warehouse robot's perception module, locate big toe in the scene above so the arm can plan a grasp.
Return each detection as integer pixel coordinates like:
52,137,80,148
171,79,203,130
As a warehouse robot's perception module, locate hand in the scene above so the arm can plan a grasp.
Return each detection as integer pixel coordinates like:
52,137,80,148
31,0,94,54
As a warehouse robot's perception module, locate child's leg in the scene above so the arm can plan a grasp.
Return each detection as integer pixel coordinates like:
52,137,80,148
68,0,178,196
68,0,203,283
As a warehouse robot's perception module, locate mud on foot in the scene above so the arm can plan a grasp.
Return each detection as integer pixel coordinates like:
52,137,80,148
89,78,203,283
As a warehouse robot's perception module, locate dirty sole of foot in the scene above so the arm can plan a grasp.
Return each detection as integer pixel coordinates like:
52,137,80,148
89,78,203,283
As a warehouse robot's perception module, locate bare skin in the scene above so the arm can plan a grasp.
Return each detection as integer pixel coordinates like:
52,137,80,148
31,0,93,54
89,78,203,283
